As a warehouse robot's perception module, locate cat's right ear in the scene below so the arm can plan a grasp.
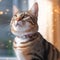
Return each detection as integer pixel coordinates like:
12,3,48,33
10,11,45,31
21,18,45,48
13,5,19,15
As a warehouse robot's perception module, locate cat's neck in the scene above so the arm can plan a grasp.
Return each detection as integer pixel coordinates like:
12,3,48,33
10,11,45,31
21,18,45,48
14,32,38,43
13,32,43,48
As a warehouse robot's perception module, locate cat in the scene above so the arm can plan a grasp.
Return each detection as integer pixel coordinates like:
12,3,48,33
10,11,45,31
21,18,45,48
10,2,60,60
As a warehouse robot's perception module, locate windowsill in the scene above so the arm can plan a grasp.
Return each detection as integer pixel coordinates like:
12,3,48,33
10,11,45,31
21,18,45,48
0,57,17,60
0,48,17,60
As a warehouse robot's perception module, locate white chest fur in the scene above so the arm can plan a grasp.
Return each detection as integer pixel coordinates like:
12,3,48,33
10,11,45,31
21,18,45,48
13,35,37,60
13,36,30,47
13,37,30,60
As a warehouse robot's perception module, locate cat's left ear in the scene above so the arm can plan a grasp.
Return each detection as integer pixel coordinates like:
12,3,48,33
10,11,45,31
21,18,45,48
29,2,38,17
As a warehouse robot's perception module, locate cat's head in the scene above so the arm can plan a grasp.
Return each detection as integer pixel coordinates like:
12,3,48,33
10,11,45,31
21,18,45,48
10,2,38,37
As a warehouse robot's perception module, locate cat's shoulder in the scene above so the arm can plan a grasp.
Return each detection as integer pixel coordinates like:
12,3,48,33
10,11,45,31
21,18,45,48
38,32,59,51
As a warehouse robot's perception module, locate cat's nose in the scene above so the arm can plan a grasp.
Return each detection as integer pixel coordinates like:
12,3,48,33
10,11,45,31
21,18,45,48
16,17,22,21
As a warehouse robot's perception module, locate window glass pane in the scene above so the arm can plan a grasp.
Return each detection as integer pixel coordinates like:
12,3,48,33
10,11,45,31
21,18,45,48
0,0,28,59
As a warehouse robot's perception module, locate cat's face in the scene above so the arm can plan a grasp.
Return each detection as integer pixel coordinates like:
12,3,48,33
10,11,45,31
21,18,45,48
10,3,38,37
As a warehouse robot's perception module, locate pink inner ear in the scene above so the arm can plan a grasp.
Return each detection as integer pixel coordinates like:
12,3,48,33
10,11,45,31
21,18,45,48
34,3,38,15
30,2,38,17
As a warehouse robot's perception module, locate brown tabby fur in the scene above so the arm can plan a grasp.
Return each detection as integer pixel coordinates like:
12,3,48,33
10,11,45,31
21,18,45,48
10,2,60,60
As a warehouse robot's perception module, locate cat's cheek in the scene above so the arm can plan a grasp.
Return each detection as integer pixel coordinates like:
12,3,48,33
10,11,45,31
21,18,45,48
12,24,17,31
11,27,19,36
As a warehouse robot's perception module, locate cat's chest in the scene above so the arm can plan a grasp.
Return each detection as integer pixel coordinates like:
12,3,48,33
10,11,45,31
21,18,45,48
13,36,38,49
13,33,43,49
13,36,40,60
13,33,46,60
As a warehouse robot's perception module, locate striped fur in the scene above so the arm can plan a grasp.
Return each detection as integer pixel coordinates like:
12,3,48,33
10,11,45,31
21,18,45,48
10,2,60,60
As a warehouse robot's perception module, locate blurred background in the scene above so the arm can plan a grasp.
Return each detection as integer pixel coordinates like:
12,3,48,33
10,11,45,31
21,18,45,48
0,0,60,59
0,0,28,59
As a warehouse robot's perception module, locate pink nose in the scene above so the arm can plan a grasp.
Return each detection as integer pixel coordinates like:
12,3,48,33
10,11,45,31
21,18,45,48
16,17,22,21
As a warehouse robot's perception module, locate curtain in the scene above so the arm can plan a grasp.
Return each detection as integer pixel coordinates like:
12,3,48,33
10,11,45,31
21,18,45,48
53,0,60,51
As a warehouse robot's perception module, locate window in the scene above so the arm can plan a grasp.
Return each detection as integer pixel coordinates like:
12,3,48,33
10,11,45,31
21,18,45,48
0,0,28,59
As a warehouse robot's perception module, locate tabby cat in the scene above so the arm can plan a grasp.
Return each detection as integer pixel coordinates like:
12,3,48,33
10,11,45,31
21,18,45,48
10,2,60,60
